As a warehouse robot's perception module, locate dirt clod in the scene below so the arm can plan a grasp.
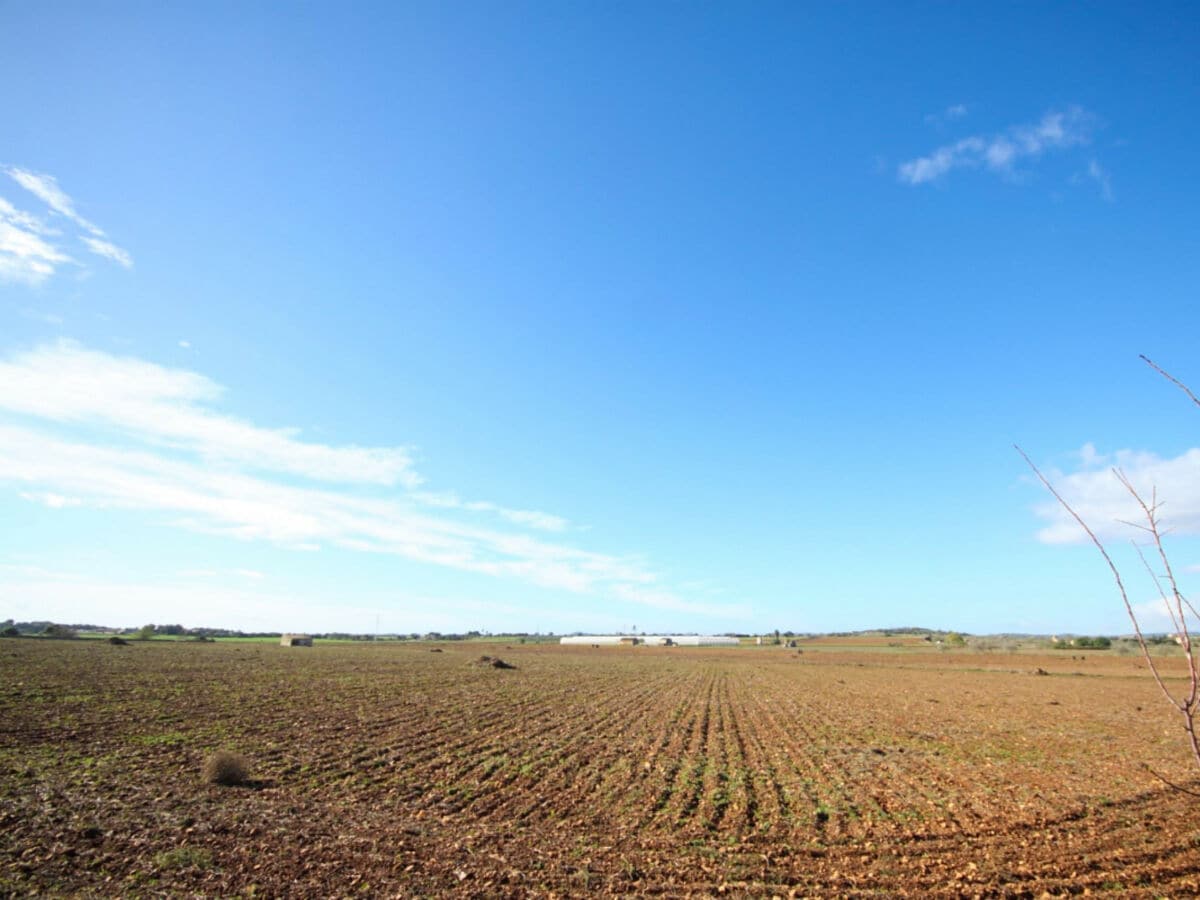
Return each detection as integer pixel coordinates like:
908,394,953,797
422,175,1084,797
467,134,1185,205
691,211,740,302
473,655,516,669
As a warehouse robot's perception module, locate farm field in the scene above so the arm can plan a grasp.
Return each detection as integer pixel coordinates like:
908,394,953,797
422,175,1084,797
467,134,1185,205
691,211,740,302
2,639,1199,896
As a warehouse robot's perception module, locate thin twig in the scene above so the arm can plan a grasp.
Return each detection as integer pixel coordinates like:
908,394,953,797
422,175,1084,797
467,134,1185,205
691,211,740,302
1115,469,1200,717
1134,542,1182,639
1142,355,1200,411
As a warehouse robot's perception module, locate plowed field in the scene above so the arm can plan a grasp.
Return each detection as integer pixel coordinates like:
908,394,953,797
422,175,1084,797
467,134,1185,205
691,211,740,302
3,639,1199,896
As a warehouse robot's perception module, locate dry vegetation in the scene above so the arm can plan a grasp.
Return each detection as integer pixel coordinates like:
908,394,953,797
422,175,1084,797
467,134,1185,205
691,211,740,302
201,750,249,787
2,638,1199,896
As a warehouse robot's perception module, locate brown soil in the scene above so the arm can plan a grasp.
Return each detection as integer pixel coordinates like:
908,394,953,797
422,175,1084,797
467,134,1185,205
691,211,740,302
2,640,1198,896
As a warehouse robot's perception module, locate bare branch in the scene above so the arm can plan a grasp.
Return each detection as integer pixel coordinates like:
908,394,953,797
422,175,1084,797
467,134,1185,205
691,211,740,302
1135,542,1183,638
1016,446,1176,707
1114,468,1200,711
1142,355,1200,411
1142,764,1200,799
1021,358,1200,785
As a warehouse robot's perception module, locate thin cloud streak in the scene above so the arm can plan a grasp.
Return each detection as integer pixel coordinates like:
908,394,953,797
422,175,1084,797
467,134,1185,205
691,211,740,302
1086,160,1114,201
6,167,103,235
0,422,730,615
414,490,570,532
82,236,133,269
924,103,969,126
0,197,71,284
0,341,421,488
899,107,1096,186
2,167,133,276
0,343,733,618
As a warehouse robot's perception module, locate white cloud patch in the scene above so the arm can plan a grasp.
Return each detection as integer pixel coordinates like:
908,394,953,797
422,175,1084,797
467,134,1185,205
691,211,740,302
1030,446,1200,544
1,167,132,281
0,342,730,619
898,107,1098,187
1129,598,1199,639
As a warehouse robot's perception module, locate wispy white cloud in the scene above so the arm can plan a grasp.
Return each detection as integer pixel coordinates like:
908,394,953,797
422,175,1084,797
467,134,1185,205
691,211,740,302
0,342,731,618
18,490,82,508
414,490,570,532
0,198,72,284
1,166,132,278
82,236,133,268
19,308,65,326
1030,446,1200,544
174,567,264,580
6,167,102,235
0,341,420,487
1086,159,1114,201
924,103,969,126
899,107,1097,187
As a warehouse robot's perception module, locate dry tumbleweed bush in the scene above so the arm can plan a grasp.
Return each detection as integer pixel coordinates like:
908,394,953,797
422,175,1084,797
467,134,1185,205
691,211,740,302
202,750,249,786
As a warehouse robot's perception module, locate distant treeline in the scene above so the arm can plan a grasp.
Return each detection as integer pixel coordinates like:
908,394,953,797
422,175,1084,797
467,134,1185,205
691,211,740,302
0,621,564,642
0,620,286,639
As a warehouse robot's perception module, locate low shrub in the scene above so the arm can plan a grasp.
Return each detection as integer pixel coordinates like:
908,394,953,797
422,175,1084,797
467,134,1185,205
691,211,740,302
202,751,249,786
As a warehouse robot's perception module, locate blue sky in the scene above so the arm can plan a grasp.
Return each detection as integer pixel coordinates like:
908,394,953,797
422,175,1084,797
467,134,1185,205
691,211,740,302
2,2,1199,635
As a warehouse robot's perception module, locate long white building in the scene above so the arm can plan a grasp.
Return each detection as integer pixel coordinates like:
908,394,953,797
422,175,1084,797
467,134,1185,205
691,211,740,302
559,635,740,647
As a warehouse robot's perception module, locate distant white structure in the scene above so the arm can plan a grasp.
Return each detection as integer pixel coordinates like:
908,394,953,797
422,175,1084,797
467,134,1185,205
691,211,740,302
559,635,740,647
281,633,313,647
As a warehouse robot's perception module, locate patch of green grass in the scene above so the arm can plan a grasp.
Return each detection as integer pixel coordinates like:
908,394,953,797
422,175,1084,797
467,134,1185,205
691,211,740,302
134,731,188,746
153,846,213,870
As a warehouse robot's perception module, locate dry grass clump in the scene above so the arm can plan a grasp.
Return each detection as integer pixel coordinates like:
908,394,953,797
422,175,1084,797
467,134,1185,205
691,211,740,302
202,750,249,786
